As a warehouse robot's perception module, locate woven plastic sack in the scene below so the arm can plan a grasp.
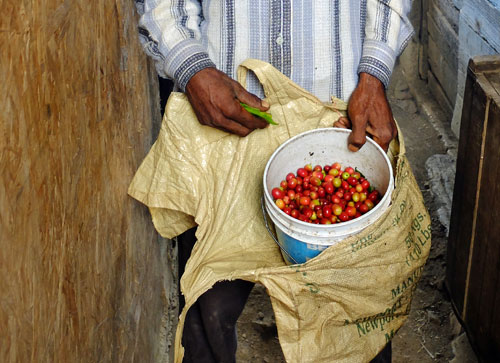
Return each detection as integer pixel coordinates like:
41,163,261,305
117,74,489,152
128,59,431,362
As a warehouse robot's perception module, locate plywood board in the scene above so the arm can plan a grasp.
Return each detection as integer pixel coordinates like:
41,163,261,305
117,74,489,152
0,1,175,362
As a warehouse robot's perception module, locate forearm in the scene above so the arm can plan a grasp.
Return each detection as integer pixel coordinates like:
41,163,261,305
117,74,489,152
358,0,414,88
135,0,215,90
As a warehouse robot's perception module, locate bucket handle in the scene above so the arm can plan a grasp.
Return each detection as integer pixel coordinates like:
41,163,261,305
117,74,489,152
260,196,300,265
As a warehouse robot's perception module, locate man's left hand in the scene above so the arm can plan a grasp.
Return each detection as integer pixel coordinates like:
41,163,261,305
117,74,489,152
334,72,397,152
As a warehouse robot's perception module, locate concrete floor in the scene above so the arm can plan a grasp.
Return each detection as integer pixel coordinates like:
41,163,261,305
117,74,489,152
235,62,479,363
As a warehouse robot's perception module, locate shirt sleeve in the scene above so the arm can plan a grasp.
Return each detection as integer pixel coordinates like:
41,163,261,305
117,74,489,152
135,0,216,91
358,0,414,88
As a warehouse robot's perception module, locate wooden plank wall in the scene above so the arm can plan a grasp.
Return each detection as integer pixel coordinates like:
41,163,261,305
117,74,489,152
451,0,500,135
0,1,176,362
426,0,459,118
427,0,459,115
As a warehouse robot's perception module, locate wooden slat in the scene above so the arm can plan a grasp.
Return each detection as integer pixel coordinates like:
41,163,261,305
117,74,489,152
461,0,500,52
469,56,500,74
427,69,454,117
447,63,485,315
427,1,459,71
447,55,500,360
433,0,460,31
489,102,500,359
465,76,500,358
451,15,499,134
486,73,500,99
427,34,458,105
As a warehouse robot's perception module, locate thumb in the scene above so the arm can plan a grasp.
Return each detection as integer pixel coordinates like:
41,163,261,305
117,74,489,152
347,114,368,152
235,85,269,111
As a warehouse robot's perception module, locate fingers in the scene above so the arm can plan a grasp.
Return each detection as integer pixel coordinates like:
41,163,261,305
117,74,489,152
233,87,270,129
215,118,253,137
203,103,267,136
344,72,398,152
336,117,395,152
334,116,370,152
193,108,253,137
333,117,351,129
199,99,267,136
185,68,269,136
364,103,397,152
370,124,397,152
224,84,270,129
347,113,368,152
235,85,270,111
223,99,268,130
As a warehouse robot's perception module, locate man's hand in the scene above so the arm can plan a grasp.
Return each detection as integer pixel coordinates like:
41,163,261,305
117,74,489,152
334,72,397,152
185,67,270,137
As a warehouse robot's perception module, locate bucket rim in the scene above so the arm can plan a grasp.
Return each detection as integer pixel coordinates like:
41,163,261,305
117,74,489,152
262,127,394,230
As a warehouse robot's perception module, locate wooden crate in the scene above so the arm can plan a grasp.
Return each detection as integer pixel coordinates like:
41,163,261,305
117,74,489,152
447,55,500,361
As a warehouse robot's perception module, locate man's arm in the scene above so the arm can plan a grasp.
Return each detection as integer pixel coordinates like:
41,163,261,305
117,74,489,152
136,0,269,136
359,0,414,89
136,0,214,90
336,0,414,152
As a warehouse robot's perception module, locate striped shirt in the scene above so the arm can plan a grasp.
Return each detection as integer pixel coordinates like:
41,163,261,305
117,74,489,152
135,0,413,102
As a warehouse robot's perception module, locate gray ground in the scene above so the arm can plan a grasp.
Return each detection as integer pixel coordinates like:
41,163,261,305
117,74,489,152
235,63,479,363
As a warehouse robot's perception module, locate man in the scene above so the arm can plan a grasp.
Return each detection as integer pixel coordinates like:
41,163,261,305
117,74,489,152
135,1,413,362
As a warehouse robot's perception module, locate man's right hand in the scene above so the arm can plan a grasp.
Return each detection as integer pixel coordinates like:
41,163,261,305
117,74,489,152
185,67,270,137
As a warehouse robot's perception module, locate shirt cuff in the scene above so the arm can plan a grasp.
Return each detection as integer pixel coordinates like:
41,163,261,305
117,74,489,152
357,39,397,89
163,39,216,91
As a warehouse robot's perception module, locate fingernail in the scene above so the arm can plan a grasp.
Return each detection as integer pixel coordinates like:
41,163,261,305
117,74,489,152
261,100,270,108
348,144,360,152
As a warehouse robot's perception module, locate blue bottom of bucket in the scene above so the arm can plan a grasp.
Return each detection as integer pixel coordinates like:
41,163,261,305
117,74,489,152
276,228,328,265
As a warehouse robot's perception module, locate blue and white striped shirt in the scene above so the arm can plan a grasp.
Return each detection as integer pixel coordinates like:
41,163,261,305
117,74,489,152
135,0,413,102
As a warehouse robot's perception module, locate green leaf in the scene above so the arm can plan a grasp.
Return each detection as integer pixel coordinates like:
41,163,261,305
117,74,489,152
240,102,278,125
355,167,366,179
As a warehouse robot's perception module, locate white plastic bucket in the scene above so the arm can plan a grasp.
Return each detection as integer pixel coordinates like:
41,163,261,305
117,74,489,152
263,128,394,265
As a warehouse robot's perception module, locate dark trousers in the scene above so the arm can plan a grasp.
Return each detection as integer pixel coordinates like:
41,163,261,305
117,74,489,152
177,227,254,363
176,227,391,362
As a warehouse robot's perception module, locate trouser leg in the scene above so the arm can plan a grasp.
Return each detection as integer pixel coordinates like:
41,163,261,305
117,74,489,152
177,228,216,363
197,279,254,363
370,341,392,363
177,227,254,363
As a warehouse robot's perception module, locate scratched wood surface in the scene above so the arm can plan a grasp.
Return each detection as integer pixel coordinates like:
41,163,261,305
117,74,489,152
447,55,500,360
0,1,174,362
